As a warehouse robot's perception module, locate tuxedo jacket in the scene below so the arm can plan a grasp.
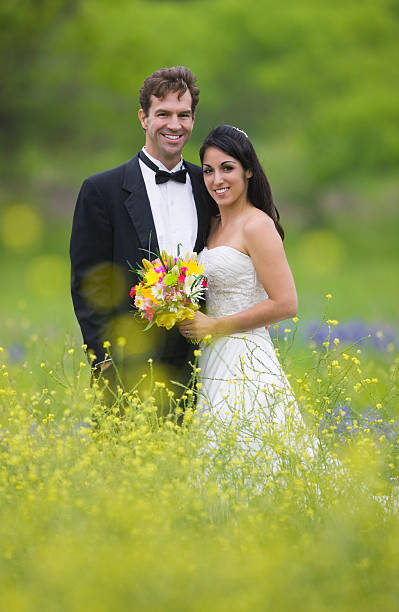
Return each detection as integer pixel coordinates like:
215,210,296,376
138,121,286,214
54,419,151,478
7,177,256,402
70,153,215,367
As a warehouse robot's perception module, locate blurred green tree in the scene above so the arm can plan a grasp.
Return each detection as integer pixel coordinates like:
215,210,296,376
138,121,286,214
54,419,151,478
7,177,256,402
1,0,398,213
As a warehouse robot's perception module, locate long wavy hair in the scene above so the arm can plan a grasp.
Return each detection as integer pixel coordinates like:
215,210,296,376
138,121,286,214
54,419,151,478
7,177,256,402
199,125,284,240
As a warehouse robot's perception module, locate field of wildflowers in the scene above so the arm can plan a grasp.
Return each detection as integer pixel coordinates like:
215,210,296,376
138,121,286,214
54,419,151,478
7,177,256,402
1,306,398,611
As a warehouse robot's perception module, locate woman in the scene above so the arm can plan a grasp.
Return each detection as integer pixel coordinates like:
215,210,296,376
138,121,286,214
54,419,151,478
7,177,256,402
179,125,302,435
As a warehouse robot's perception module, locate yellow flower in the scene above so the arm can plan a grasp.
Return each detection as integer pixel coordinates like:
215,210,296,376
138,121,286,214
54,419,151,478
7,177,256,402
176,306,196,322
140,286,159,303
144,268,161,286
186,259,203,275
156,312,178,330
142,258,154,271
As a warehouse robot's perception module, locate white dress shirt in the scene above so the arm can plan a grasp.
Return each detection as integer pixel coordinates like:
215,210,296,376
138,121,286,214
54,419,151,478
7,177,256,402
139,147,198,257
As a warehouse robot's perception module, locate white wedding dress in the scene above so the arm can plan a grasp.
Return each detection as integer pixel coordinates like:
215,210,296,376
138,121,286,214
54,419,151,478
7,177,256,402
198,246,305,447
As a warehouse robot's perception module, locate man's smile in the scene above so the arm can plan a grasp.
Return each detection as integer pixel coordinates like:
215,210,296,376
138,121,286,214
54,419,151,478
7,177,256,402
162,133,182,141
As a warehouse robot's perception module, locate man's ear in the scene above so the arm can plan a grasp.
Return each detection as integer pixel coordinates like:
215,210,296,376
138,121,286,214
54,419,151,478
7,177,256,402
138,109,147,130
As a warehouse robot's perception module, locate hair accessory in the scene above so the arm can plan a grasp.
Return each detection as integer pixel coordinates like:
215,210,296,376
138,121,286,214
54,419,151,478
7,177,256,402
232,126,248,138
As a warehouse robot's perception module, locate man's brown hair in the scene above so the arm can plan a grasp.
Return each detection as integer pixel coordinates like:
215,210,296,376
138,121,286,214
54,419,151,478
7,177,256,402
139,66,200,116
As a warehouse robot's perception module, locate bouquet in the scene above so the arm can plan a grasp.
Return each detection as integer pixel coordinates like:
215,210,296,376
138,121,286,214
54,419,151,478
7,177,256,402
130,250,207,331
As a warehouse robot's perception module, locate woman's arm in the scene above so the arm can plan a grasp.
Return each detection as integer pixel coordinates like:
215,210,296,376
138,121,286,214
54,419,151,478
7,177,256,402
179,214,297,339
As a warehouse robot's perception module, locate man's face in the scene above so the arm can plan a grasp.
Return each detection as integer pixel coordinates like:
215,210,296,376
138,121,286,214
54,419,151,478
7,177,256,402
138,90,194,167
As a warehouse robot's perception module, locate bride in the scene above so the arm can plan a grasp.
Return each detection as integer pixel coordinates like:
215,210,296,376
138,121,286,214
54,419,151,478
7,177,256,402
178,125,304,440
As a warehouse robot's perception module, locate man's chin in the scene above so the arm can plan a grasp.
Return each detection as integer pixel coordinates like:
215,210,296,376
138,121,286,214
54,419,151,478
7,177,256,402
159,145,185,160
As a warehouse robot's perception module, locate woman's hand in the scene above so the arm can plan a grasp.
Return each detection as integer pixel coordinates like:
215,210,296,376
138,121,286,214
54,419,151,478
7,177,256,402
178,311,216,341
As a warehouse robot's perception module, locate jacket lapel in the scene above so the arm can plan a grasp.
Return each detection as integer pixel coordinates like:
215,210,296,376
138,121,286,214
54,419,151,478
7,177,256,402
122,155,159,257
186,162,208,253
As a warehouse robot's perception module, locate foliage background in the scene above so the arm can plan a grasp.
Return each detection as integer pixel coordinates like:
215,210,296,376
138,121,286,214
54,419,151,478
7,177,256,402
1,0,398,339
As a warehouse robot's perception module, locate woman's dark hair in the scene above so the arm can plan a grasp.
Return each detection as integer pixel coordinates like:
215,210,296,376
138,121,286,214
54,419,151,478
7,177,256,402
199,125,284,240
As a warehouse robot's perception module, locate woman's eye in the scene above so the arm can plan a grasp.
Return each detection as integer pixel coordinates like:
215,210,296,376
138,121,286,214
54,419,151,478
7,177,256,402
203,168,213,174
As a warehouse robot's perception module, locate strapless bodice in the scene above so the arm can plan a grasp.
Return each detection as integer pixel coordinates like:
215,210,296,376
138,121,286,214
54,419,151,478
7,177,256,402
199,246,268,319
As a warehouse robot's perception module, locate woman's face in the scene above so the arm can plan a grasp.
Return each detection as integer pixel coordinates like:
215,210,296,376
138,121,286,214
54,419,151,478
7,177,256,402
202,146,252,208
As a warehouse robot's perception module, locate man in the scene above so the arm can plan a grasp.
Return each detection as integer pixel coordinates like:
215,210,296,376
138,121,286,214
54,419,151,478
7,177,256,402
70,66,214,395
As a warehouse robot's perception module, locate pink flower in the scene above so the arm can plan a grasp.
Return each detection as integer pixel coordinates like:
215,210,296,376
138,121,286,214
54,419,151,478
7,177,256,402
143,300,154,322
178,273,186,284
201,279,208,287
130,286,137,297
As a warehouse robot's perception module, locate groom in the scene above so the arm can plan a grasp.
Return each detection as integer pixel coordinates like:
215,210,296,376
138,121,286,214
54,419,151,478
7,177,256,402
70,66,214,392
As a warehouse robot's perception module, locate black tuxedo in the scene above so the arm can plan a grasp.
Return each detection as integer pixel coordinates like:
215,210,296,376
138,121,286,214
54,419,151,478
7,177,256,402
70,153,214,376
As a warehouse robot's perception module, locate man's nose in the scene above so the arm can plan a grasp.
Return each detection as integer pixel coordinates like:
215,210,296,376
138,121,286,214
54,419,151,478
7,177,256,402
166,114,180,130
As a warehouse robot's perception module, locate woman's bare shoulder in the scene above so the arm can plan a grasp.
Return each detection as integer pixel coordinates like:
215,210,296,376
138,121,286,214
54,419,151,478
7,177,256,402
243,208,279,242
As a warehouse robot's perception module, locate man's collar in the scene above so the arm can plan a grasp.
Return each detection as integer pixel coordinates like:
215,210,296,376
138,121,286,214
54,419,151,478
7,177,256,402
142,147,183,173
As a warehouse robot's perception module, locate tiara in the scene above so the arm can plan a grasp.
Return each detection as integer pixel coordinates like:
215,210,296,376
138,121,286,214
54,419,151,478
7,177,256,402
232,126,248,138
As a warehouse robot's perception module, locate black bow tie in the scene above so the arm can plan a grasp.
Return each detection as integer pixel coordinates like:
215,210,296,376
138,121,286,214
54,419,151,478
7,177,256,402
138,150,187,185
